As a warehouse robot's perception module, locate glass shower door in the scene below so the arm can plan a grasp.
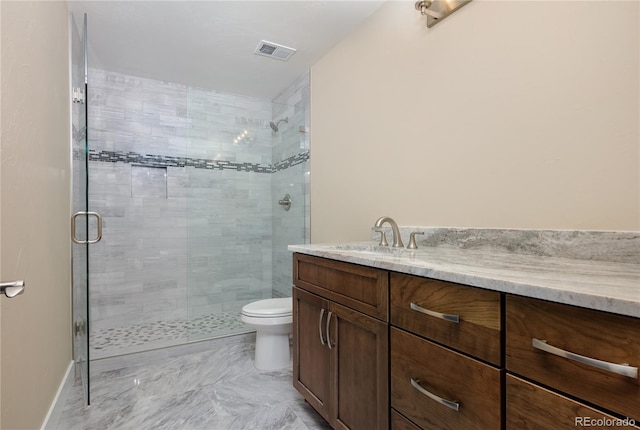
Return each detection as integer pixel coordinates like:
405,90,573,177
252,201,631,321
183,88,310,341
71,12,90,405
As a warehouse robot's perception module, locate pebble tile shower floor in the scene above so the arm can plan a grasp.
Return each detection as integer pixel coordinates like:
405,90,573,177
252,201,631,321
91,312,251,359
57,333,331,430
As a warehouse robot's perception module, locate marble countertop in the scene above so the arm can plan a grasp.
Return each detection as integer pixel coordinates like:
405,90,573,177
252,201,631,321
288,242,640,318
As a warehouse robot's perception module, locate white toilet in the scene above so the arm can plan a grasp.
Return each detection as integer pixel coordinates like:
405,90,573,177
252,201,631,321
241,298,293,371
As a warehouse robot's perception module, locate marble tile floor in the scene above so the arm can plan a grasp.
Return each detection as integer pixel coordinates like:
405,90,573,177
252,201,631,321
91,311,251,359
57,333,331,430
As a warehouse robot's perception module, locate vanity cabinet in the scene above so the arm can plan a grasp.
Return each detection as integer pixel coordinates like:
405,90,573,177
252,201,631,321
389,273,502,430
506,295,640,427
292,254,389,430
293,252,639,430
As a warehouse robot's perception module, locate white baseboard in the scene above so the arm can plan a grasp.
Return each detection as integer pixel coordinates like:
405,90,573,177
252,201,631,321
41,360,74,430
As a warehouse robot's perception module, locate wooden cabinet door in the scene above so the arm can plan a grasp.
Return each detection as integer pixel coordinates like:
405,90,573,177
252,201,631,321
293,287,331,422
329,301,389,430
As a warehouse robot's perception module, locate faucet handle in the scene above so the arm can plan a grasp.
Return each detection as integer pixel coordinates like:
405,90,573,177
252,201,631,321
374,229,389,247
407,231,424,249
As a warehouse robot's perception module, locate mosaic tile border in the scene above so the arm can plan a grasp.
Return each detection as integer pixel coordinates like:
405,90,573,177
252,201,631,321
75,149,310,173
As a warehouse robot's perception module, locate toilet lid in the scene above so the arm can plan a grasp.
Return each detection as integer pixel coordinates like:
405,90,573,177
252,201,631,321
242,298,292,318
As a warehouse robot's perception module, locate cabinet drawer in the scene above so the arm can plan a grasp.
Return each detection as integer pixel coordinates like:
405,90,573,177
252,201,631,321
507,374,640,429
391,327,501,430
391,273,501,365
391,409,421,430
506,295,640,421
293,253,388,321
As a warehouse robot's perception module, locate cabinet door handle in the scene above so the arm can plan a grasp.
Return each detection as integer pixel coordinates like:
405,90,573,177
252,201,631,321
326,311,334,350
410,378,460,411
318,308,326,345
532,338,638,379
410,302,460,323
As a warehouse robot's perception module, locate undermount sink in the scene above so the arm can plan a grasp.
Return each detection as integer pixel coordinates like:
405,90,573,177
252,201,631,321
322,243,413,256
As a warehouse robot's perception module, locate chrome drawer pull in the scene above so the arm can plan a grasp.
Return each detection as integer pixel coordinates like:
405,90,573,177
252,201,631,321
410,302,460,323
410,378,460,412
326,311,334,350
532,338,638,379
319,309,326,345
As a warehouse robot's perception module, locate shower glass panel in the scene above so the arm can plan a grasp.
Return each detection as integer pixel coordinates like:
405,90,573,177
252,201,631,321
185,90,309,341
71,12,90,403
270,97,310,300
87,71,190,358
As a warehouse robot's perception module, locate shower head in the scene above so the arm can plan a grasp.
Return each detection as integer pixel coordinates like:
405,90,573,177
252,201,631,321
269,117,288,132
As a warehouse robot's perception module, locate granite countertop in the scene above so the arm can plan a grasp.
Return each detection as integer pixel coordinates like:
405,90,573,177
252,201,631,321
288,242,640,318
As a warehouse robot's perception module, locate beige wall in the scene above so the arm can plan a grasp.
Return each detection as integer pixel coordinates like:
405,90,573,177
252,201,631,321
1,1,71,429
310,1,640,243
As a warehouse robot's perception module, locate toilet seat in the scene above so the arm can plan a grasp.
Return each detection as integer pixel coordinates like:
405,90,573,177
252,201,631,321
241,298,292,318
241,314,292,326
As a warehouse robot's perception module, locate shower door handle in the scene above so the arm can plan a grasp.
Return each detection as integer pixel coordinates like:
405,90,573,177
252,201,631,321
71,211,103,244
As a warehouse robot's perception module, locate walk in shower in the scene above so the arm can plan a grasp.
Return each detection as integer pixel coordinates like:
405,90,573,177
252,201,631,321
84,68,310,359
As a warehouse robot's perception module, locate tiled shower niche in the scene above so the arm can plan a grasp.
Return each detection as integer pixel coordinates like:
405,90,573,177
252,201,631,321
88,69,309,358
131,165,167,198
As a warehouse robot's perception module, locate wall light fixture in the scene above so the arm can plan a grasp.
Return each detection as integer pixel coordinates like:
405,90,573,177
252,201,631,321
415,0,471,28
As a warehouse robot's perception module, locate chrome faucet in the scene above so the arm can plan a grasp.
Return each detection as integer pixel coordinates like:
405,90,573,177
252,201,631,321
373,216,404,248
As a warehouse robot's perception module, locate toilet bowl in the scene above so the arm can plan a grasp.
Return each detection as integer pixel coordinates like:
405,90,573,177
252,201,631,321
241,298,292,371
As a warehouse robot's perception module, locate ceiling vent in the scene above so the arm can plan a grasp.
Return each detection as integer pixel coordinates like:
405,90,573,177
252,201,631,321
254,40,296,61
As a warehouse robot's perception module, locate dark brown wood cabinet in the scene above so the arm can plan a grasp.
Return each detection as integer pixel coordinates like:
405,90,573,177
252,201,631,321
293,254,389,430
293,253,640,430
293,287,331,422
329,300,388,430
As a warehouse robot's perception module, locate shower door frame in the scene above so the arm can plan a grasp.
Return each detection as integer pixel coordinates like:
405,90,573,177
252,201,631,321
71,12,92,405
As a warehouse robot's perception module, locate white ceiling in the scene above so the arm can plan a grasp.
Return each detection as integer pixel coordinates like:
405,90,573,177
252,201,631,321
68,1,385,100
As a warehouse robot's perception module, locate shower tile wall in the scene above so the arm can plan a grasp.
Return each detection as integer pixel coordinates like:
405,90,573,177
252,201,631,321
88,69,276,357
88,163,190,330
271,72,310,298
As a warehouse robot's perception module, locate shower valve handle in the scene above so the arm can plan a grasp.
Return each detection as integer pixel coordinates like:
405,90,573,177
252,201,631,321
278,194,292,211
